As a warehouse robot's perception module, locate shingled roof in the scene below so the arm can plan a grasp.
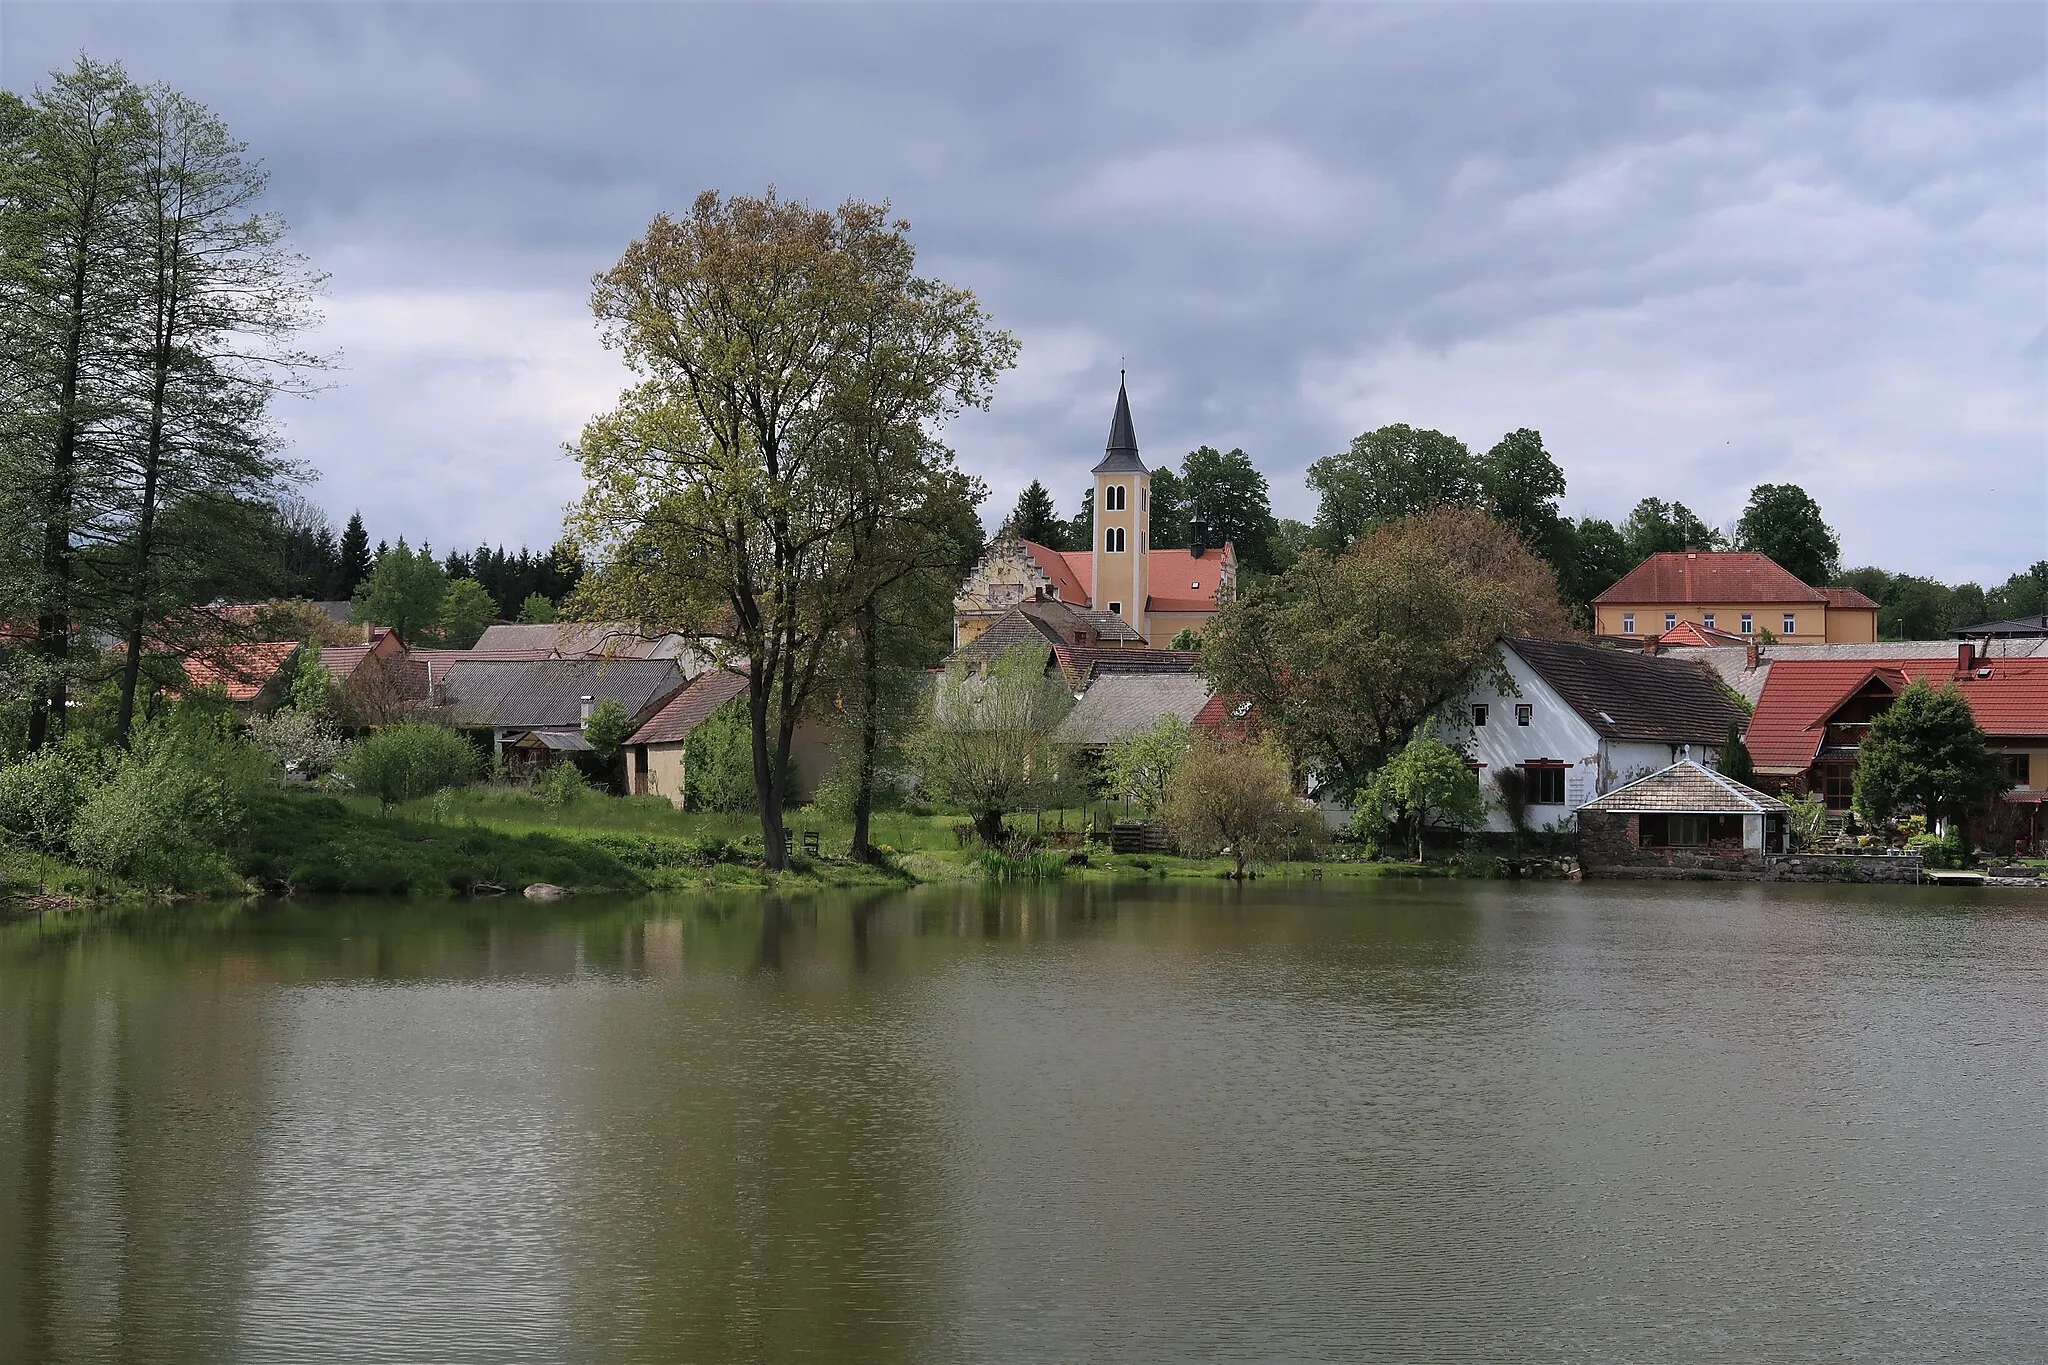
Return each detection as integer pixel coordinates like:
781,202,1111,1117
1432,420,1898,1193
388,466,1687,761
1052,672,1213,746
1507,636,1745,746
1578,759,1788,815
1091,376,1146,474
955,598,1145,662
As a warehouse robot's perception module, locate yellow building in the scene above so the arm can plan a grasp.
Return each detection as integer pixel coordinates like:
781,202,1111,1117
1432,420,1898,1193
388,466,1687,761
1592,551,1878,645
954,378,1236,649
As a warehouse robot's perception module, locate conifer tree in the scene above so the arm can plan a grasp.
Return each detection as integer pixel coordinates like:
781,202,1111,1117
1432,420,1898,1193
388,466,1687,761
1007,478,1064,548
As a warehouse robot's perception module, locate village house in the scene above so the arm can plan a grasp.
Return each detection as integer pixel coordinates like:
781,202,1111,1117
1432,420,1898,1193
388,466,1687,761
1741,642,2047,849
1575,759,1793,875
420,657,687,766
1435,637,1749,833
1593,551,1878,645
621,668,835,808
954,379,1236,649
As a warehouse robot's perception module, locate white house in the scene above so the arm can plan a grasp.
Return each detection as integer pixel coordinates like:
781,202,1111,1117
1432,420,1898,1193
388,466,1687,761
1433,637,1750,833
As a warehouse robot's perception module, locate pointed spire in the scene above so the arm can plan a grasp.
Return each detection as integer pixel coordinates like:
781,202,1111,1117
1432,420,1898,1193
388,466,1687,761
1092,372,1147,474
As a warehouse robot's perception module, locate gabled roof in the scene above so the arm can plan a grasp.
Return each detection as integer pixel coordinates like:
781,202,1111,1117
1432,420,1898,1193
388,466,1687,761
627,668,749,746
1578,759,1789,815
1091,378,1146,474
1951,614,2048,639
956,599,1146,663
1018,540,1092,604
429,658,686,731
473,622,698,660
1593,552,1826,606
1051,672,1213,746
1743,661,1909,772
1052,646,1202,684
1505,636,1746,746
316,628,402,681
1819,586,1879,611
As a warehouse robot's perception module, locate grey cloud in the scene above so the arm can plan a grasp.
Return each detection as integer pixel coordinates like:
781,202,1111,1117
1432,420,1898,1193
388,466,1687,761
2,2,2039,580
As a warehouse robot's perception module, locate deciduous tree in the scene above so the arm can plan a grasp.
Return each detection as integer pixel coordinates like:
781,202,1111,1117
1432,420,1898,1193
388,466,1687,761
911,643,1073,846
1099,713,1192,815
1159,736,1317,878
1200,506,1574,800
1182,444,1277,573
1350,736,1485,862
1736,483,1839,586
350,537,444,644
1306,424,1476,550
1853,679,2006,829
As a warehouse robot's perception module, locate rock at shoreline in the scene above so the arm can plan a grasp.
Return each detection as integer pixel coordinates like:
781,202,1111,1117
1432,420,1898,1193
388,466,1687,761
523,883,571,901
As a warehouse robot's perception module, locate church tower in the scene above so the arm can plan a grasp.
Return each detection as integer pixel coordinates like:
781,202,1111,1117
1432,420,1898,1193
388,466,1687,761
1089,375,1150,641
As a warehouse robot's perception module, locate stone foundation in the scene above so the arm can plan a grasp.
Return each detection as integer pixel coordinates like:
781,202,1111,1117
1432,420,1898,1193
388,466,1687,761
1578,810,1928,883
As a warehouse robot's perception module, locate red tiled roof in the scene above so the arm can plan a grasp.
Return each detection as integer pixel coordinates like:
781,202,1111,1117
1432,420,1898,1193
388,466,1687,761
627,668,749,746
1020,542,1235,612
1657,620,1752,648
1819,586,1879,611
1193,693,1257,730
1050,646,1201,683
184,641,300,702
1593,552,1825,606
1020,541,1090,604
1744,655,2048,773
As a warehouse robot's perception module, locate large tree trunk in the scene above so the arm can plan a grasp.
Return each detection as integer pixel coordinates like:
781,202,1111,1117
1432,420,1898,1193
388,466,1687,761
27,212,97,752
116,270,176,747
850,600,881,861
749,672,788,871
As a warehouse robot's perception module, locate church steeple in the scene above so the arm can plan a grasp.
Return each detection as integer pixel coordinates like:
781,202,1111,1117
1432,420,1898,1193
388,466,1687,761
1092,373,1146,474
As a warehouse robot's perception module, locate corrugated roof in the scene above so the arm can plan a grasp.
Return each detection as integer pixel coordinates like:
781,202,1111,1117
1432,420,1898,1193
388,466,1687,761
1506,637,1746,745
1052,672,1213,746
627,669,749,746
1593,552,1826,606
430,658,686,731
516,729,595,752
1053,646,1202,683
1578,759,1789,815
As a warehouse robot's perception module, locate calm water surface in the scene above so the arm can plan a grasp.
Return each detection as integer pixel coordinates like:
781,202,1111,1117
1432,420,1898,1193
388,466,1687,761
1,880,2042,1363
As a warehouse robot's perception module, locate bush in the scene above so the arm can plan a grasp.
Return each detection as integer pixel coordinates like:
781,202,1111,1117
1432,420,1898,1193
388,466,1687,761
1906,831,1971,869
65,715,265,893
684,699,763,812
245,708,345,777
338,723,479,810
536,760,593,808
0,745,101,853
1160,738,1321,878
1351,737,1486,862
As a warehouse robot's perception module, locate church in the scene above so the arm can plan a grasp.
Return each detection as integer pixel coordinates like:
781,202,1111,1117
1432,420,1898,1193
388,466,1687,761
954,378,1237,650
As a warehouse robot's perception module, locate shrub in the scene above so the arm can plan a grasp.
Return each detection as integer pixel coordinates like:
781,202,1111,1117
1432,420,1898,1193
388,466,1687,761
581,698,634,764
536,760,593,808
338,723,479,810
684,699,763,812
1161,737,1321,878
0,745,101,852
68,726,253,893
1906,831,1971,869
245,708,345,777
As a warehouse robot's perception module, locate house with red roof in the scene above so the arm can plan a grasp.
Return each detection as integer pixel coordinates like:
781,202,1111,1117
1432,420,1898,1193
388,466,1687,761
954,379,1237,649
621,668,834,808
1593,551,1877,645
1743,641,2045,847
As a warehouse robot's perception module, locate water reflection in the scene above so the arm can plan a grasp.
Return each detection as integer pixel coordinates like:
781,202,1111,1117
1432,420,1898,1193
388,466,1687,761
2,881,2043,1362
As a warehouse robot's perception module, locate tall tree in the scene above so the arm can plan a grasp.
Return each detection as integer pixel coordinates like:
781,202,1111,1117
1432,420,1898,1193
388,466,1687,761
1986,561,2047,621
1007,478,1064,548
349,537,444,643
1306,424,1477,551
1853,679,2007,830
1735,483,1840,585
1148,463,1189,550
1200,506,1574,799
1622,497,1723,560
1182,445,1277,573
107,81,320,743
1063,486,1092,556
568,189,1014,869
0,59,147,749
1477,428,1574,597
1569,517,1634,604
337,510,370,597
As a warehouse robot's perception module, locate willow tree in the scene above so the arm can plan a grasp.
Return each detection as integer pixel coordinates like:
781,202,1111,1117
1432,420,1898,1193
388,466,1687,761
568,190,1013,868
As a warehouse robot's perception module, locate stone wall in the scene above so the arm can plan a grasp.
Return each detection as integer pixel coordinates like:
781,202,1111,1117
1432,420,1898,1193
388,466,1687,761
1578,810,1927,883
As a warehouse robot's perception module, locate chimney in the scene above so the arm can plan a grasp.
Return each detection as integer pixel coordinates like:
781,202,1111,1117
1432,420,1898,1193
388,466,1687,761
361,622,374,644
1957,641,1975,676
1190,520,1209,559
1745,638,1759,672
579,694,596,728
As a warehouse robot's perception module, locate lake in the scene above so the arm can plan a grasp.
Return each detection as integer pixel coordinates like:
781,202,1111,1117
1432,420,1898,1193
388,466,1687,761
1,880,2041,1363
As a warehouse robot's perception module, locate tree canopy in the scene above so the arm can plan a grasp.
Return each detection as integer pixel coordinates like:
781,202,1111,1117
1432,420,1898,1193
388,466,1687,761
1181,445,1278,573
1853,679,2007,828
1306,424,1477,550
1736,483,1840,586
1349,736,1485,862
1007,478,1064,547
1198,506,1575,800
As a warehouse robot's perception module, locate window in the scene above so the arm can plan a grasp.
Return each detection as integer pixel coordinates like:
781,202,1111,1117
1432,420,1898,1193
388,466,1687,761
2006,753,2033,788
1105,484,1126,511
1665,613,1677,631
1107,601,1121,616
1703,613,1716,629
1105,526,1125,552
1741,613,1753,634
1516,704,1532,726
1523,765,1566,804
1639,814,1709,847
1471,704,1488,727
1783,613,1797,635
1821,764,1855,811
1622,613,1635,635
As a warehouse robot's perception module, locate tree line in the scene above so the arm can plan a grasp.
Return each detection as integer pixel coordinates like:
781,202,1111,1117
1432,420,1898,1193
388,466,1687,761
1002,419,2040,635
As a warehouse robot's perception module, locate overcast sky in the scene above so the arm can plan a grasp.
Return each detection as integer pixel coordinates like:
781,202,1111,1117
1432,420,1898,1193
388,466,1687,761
3,2,2041,583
